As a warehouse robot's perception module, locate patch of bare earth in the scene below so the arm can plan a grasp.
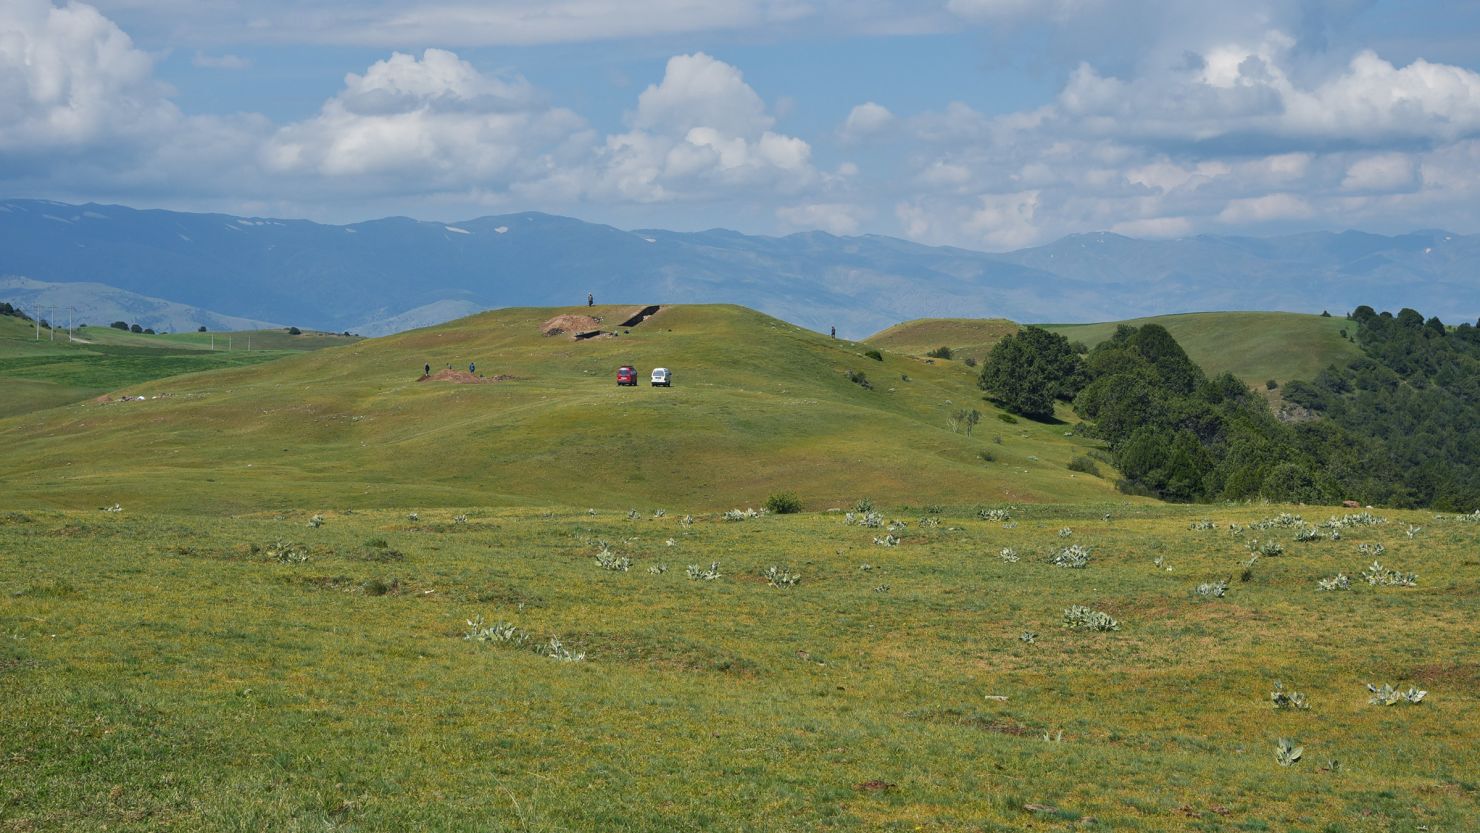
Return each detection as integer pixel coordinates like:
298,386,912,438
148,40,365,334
540,314,603,337
418,370,511,384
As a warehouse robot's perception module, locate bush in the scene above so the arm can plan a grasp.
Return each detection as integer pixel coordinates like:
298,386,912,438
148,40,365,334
765,491,802,514
288,326,302,335
996,413,1018,424
110,321,129,330
1067,455,1100,476
862,348,883,362
963,356,977,367
1266,379,1279,390
846,370,873,390
198,325,207,332
129,323,143,333
925,346,953,359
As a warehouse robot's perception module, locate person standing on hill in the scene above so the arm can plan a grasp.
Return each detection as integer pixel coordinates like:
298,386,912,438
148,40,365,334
424,363,430,377
587,292,594,307
469,361,476,375
830,325,836,338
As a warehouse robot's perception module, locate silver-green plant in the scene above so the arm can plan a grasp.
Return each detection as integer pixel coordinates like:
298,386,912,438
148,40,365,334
543,636,585,662
101,503,123,513
1366,683,1426,705
1406,524,1422,538
1275,738,1303,767
407,512,420,522
1362,561,1416,587
647,563,668,575
680,514,694,527
1063,605,1119,631
652,509,666,519
464,615,529,646
1316,573,1351,591
1195,578,1229,598
764,565,800,588
1019,631,1037,643
723,508,761,521
452,513,468,525
1188,519,1217,531
1050,544,1091,569
1357,542,1386,557
686,562,722,581
1293,525,1322,542
626,508,640,521
267,540,308,563
976,507,1011,522
873,534,900,547
594,545,632,572
1057,527,1073,538
853,497,875,513
1246,539,1284,556
308,514,325,528
998,547,1019,563
1252,512,1305,530
1270,681,1309,710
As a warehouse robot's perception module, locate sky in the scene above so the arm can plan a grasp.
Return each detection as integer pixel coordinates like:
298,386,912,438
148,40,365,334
3,0,1480,249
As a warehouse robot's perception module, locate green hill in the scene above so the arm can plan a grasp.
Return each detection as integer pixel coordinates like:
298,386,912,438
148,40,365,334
0,304,1122,512
0,316,355,418
868,311,1361,388
864,318,1020,365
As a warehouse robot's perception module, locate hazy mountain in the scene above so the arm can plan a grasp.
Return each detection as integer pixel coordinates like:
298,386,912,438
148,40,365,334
0,200,1476,336
0,276,280,333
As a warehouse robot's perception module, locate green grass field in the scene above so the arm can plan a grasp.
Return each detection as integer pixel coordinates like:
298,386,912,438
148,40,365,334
2,503,1475,831
0,305,1120,513
0,317,354,419
867,312,1361,388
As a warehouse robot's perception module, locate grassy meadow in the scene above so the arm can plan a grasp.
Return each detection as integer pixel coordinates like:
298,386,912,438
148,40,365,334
867,312,1359,390
2,503,1476,831
0,317,353,419
0,305,1119,513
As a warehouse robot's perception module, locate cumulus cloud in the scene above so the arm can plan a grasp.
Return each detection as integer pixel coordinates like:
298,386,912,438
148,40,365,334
592,53,815,202
946,0,1098,23
1217,193,1313,224
1341,153,1417,192
839,102,894,140
263,49,589,189
0,0,176,150
193,52,251,70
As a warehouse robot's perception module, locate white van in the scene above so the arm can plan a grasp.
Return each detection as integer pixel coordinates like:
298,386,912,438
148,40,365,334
650,367,672,387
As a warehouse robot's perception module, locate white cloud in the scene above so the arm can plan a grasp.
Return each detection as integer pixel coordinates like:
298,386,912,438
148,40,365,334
839,102,894,140
1341,153,1417,192
263,49,588,186
1109,216,1193,238
0,0,176,150
1217,193,1312,224
946,0,1098,23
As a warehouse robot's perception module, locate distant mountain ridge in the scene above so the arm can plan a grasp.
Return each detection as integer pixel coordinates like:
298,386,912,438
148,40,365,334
0,199,1476,336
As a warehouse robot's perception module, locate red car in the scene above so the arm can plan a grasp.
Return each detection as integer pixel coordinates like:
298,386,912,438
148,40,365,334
616,365,638,386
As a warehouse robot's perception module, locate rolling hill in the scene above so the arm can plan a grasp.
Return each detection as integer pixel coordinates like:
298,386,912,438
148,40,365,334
0,315,357,418
0,304,1121,513
868,311,1362,387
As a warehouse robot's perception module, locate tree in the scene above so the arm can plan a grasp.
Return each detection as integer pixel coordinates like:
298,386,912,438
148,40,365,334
288,326,302,335
110,321,129,330
130,323,143,333
198,325,207,333
978,327,1083,420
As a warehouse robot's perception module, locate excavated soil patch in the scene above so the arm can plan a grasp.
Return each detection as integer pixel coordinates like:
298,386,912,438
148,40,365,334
418,370,511,384
541,314,602,337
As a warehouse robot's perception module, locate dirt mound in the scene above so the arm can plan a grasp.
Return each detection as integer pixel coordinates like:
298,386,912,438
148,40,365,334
541,314,602,337
418,370,510,384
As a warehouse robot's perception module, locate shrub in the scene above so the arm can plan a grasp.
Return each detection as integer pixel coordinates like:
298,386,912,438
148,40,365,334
1049,544,1091,568
1271,681,1309,710
978,450,995,462
1266,379,1279,390
364,537,388,549
1067,456,1100,476
288,326,302,335
863,348,883,361
766,491,802,514
853,498,874,513
1195,578,1229,598
1062,605,1118,631
996,413,1018,424
763,565,800,587
846,369,873,390
925,346,953,359
963,356,977,367
1366,683,1426,705
197,325,207,332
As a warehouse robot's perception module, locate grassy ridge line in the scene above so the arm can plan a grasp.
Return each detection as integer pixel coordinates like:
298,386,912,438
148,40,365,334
0,316,352,418
0,304,1121,511
866,311,1361,387
1,504,1474,830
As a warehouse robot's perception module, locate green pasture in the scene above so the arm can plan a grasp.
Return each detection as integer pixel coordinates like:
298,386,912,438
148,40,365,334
2,503,1475,831
0,305,1120,513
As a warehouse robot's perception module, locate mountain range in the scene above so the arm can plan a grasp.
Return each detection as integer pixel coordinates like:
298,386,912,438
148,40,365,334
1,199,1476,336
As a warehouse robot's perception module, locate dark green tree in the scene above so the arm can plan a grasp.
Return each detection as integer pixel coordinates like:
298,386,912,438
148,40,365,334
978,326,1083,420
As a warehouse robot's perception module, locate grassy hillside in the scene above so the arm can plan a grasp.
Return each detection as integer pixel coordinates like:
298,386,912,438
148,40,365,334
2,503,1474,831
865,318,1020,364
1041,312,1361,386
0,317,354,418
868,312,1361,387
0,304,1119,512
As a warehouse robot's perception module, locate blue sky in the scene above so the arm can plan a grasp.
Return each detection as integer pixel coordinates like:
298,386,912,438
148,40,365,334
3,0,1480,249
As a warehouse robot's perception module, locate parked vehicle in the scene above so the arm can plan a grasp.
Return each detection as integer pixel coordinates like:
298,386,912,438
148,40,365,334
651,367,672,387
617,365,638,386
